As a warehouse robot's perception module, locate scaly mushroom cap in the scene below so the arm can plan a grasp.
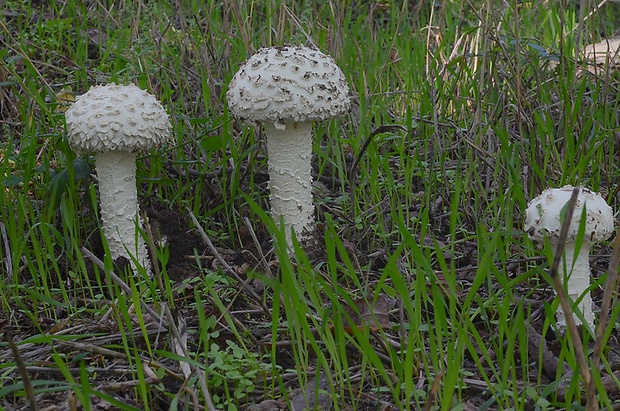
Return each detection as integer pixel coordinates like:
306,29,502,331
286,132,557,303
524,185,614,243
226,45,351,127
65,83,171,154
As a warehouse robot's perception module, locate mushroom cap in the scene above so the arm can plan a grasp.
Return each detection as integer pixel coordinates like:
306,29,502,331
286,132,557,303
65,83,171,154
226,45,351,126
524,185,614,243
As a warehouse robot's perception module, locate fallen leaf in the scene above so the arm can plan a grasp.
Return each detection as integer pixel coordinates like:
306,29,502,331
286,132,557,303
173,317,192,379
68,390,78,411
246,399,286,410
338,294,392,334
55,86,75,113
291,372,332,411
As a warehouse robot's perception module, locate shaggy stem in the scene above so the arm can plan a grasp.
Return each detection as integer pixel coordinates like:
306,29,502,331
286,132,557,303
95,151,151,274
264,122,314,247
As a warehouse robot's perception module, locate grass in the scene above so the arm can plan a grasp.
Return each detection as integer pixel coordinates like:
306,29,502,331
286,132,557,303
2,0,620,409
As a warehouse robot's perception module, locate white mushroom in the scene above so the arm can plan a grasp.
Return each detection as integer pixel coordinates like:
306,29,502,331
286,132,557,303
226,45,350,247
524,185,614,330
65,83,171,274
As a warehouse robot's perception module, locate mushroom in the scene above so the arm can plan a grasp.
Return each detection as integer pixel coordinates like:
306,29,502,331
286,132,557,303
226,45,350,247
524,185,614,330
65,83,171,274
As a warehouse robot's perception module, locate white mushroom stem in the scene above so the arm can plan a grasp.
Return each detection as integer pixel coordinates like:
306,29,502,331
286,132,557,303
95,151,151,273
554,239,594,330
264,122,314,246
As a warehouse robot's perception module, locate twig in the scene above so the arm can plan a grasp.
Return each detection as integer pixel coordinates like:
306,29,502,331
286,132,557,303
24,366,152,375
54,339,139,360
423,371,442,411
48,338,183,380
587,226,620,408
348,125,407,201
7,333,38,411
243,216,275,281
95,376,159,392
172,317,192,379
0,329,166,363
547,187,597,409
81,247,169,329
162,304,216,411
186,212,262,346
0,221,12,279
186,208,244,281
186,207,272,317
282,4,317,48
241,216,291,309
141,209,165,291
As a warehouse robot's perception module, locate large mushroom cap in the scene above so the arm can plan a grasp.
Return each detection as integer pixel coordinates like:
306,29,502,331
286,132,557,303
65,83,171,154
226,45,351,126
524,185,614,243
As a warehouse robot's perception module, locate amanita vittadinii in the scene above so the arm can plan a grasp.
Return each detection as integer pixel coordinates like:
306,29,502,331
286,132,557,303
65,83,171,274
226,45,351,246
524,185,614,330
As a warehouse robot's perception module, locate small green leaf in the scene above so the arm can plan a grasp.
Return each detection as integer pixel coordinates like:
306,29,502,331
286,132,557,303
47,157,92,208
2,175,24,187
200,135,224,152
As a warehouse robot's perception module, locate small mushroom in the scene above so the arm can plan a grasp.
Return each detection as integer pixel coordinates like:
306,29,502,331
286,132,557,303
227,45,350,247
524,185,614,330
65,83,171,274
